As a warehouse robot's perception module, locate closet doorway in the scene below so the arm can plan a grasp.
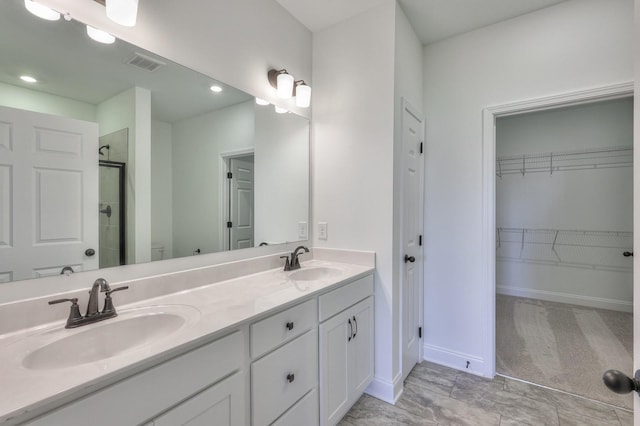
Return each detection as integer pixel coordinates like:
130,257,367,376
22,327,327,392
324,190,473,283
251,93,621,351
494,96,633,410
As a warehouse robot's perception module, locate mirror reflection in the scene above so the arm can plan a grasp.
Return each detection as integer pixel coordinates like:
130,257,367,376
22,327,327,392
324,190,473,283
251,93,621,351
0,0,309,283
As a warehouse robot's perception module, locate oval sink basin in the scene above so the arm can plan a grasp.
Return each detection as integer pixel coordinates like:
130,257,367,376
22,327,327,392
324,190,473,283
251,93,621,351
288,267,340,281
22,305,200,370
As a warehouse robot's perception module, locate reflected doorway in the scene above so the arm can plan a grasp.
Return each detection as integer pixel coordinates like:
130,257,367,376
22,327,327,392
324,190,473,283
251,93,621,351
222,153,255,251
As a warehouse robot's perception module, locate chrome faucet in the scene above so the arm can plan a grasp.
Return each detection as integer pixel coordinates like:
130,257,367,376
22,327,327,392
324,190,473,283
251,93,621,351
281,246,309,271
48,278,129,328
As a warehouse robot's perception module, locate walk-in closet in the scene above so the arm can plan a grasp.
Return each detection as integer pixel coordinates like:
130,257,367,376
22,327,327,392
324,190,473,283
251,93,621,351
495,97,634,409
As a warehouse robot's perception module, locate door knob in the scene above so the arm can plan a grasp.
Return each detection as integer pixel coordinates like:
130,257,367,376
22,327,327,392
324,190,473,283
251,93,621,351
85,248,95,257
404,255,415,263
623,251,633,257
603,369,640,394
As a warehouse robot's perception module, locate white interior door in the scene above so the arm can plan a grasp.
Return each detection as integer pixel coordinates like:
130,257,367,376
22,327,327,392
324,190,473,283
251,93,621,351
401,99,424,381
229,156,254,250
0,105,98,281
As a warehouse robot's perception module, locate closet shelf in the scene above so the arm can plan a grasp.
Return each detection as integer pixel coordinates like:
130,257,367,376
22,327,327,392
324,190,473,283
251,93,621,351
496,227,633,271
496,145,632,178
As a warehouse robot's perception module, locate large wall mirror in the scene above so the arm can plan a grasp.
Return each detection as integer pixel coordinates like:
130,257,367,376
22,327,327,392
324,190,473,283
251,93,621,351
0,0,309,285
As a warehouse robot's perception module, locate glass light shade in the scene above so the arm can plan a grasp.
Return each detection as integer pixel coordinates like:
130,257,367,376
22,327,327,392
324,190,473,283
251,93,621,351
276,72,294,99
255,98,270,106
106,0,139,27
24,0,60,21
86,25,116,44
295,84,311,108
274,105,288,114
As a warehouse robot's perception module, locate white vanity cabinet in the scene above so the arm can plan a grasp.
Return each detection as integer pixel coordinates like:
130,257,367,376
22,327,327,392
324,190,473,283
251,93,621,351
318,275,374,426
23,331,246,426
250,299,319,426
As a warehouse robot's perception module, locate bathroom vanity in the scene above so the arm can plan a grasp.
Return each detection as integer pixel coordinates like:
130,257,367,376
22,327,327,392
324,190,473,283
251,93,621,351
0,249,374,426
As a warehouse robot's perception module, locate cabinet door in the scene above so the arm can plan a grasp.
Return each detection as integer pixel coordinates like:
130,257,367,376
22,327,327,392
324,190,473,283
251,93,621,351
153,372,245,426
319,310,351,426
349,296,374,398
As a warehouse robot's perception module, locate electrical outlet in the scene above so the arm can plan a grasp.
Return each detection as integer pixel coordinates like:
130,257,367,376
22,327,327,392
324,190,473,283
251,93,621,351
298,221,308,239
318,222,328,240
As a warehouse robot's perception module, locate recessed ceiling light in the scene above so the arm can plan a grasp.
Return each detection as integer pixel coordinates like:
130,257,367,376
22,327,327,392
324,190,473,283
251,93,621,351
24,0,60,21
86,25,116,44
255,98,269,106
210,85,223,93
20,75,37,83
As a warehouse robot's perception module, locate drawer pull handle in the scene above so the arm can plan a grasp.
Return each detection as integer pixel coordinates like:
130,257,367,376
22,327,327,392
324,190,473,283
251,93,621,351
348,318,353,342
286,321,294,331
287,373,295,383
352,315,358,339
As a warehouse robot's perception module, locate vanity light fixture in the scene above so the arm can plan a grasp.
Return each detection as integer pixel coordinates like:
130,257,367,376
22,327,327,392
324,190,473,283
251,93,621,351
106,0,139,27
20,75,38,83
86,25,116,44
268,69,294,99
24,0,60,21
294,81,311,108
274,105,288,114
210,85,223,93
255,98,270,106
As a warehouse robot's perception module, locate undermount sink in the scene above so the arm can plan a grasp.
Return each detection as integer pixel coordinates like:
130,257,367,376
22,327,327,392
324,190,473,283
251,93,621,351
288,266,340,281
22,305,200,370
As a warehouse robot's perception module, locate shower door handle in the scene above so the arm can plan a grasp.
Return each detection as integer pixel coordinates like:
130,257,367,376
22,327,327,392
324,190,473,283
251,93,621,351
603,370,640,394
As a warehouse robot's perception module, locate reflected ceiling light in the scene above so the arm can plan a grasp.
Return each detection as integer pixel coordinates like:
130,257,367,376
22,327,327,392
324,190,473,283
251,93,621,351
106,0,139,27
210,85,223,93
86,25,116,44
20,75,38,83
294,81,311,108
274,106,288,114
255,98,269,106
24,0,60,21
268,69,294,99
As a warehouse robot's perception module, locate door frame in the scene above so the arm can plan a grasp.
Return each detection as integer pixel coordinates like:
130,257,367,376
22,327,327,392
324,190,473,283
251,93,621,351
399,98,425,378
218,148,255,251
481,81,634,377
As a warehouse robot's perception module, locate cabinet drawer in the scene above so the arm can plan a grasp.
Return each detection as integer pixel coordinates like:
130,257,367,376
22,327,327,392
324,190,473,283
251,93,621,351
251,298,317,359
272,388,319,426
319,274,373,322
251,329,318,426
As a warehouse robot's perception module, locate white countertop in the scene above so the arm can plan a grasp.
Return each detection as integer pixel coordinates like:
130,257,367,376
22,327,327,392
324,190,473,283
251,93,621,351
0,258,374,425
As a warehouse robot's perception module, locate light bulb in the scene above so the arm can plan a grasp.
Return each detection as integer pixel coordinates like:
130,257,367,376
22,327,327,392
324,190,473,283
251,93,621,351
276,72,294,99
24,0,60,21
295,84,311,108
106,0,139,27
255,98,269,106
86,25,116,44
275,105,288,114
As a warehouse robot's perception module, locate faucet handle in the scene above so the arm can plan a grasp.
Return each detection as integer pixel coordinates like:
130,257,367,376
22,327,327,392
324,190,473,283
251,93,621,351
280,255,291,271
48,298,83,327
102,286,129,315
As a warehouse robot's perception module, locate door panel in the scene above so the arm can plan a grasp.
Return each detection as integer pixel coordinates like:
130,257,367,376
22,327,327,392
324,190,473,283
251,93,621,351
319,311,350,426
350,297,374,396
230,156,254,250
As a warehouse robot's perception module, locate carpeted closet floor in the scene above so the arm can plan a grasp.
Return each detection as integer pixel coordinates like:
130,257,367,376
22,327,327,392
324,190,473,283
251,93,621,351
496,295,633,409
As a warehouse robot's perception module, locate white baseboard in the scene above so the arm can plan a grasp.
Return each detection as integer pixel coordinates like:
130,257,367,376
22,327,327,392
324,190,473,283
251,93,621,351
497,285,632,313
423,344,489,378
364,372,403,404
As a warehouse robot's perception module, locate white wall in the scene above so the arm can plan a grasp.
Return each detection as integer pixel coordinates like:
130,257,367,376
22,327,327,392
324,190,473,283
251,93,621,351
151,120,174,259
172,101,254,257
496,99,633,311
254,105,309,246
423,0,634,376
312,0,400,401
0,82,96,122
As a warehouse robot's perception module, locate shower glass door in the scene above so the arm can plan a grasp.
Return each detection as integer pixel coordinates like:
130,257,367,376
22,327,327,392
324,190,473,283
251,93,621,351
99,161,126,268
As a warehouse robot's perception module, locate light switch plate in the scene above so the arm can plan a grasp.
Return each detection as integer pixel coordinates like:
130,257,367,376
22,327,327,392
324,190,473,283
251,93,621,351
298,221,308,239
318,222,328,240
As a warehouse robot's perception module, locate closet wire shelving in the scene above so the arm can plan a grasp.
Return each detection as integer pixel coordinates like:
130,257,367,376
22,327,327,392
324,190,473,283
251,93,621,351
496,145,633,178
496,228,633,272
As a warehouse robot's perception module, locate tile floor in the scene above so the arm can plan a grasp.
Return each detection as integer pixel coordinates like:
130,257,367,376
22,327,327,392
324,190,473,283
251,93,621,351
338,362,632,425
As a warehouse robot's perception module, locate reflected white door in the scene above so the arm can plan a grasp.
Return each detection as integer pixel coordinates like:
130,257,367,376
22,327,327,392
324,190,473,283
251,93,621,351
401,99,424,381
230,156,254,250
0,106,98,281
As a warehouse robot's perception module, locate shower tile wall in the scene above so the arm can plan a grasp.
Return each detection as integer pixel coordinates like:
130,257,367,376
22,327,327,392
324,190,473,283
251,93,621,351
99,129,128,268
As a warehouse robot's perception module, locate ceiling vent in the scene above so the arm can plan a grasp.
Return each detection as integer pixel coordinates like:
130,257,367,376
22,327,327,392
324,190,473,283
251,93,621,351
125,52,165,72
